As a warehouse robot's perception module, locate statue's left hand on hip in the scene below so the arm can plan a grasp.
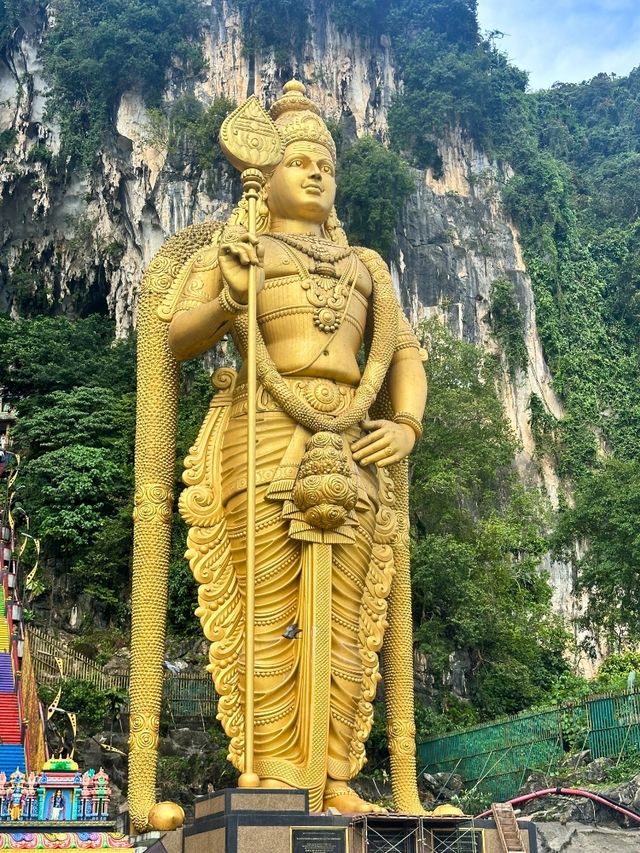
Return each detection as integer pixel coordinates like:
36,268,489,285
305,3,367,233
351,419,415,468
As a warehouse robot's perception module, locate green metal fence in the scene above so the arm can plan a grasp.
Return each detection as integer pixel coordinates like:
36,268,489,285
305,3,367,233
28,626,217,722
417,689,640,802
163,672,217,720
588,691,640,759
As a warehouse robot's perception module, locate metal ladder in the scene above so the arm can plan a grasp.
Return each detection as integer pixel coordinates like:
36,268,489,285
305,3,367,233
491,802,526,853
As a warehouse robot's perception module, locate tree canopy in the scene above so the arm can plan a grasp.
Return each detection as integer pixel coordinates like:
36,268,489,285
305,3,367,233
43,0,206,162
410,321,568,720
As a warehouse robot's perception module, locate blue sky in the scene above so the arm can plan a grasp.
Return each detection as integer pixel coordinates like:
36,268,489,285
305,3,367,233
477,0,640,90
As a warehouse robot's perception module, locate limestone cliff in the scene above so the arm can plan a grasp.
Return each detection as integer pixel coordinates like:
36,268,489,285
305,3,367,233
0,1,575,620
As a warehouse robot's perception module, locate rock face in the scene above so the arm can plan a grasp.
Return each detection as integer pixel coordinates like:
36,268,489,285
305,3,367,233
0,2,575,621
537,822,640,853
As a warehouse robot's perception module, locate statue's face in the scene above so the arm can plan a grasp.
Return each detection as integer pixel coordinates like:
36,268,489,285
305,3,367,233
267,141,336,224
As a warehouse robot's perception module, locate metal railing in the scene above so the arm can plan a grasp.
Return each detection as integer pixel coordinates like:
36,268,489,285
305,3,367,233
27,626,217,721
418,689,640,802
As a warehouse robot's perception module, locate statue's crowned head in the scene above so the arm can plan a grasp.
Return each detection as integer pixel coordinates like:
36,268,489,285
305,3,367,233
226,81,347,244
269,80,337,164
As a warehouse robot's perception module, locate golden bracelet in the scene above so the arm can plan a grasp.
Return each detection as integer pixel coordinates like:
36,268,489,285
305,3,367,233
219,284,248,314
393,412,423,441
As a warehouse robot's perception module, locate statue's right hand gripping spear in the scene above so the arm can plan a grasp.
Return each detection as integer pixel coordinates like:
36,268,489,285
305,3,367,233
219,97,283,788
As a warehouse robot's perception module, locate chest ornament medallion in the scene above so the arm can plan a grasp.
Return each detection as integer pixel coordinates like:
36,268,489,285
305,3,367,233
269,233,357,334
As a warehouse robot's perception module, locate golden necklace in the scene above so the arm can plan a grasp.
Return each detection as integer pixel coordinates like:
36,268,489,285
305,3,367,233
269,232,353,263
269,233,356,334
234,247,399,434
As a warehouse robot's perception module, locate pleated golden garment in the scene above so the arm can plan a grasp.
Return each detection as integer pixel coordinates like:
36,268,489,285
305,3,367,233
217,379,395,811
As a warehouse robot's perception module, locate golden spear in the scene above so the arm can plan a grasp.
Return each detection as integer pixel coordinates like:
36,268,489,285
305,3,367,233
219,97,283,787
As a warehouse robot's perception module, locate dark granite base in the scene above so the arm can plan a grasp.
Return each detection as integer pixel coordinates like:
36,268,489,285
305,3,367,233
185,790,349,853
148,789,539,853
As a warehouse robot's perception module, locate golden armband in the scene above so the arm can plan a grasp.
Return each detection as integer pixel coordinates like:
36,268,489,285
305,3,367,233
393,412,423,441
219,283,248,314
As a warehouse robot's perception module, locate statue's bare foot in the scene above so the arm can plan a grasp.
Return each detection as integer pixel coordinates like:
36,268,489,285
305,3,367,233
323,784,388,814
260,777,296,790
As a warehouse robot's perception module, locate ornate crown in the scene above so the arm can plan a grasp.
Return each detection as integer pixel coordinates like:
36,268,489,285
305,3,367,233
269,80,336,162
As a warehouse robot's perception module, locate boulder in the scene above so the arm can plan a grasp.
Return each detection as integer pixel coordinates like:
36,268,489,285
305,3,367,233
537,822,640,852
564,749,591,768
585,757,614,783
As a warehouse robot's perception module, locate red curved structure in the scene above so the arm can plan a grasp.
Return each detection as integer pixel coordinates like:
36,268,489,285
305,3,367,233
476,787,640,824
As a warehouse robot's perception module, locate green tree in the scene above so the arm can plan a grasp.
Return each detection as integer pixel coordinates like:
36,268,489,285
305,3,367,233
43,0,206,163
1,314,217,630
167,358,213,637
336,136,415,255
411,322,568,719
554,459,640,647
13,386,135,459
389,36,527,166
0,0,45,55
0,316,135,408
163,95,235,172
1,317,135,615
232,0,311,62
19,444,128,572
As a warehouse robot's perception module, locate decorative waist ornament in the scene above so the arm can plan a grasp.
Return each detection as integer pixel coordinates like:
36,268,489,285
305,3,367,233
293,432,357,531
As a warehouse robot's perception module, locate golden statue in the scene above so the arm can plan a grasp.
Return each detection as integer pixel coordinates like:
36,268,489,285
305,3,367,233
128,81,428,832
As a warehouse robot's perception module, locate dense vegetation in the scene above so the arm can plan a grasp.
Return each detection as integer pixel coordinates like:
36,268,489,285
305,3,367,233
335,136,415,255
42,0,206,163
499,76,640,649
231,0,310,63
0,316,207,633
336,1,640,650
334,0,640,650
0,0,44,55
411,322,568,723
0,317,136,615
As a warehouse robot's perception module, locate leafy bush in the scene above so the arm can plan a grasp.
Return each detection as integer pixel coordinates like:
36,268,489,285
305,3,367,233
168,520,200,637
332,1,529,165
336,136,415,255
489,277,528,375
164,95,235,172
0,128,17,154
333,0,479,49
597,651,640,686
39,679,126,735
0,315,135,407
527,394,559,457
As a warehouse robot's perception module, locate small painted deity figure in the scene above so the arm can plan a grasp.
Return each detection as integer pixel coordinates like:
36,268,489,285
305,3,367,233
50,789,65,820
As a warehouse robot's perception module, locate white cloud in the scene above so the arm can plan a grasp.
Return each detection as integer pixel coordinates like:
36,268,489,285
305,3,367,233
477,0,640,88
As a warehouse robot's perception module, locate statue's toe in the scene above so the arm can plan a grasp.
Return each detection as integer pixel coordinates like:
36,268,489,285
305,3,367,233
323,786,388,815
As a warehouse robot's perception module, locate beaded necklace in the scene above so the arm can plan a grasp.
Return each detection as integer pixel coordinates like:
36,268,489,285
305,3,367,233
269,232,353,264
268,233,356,334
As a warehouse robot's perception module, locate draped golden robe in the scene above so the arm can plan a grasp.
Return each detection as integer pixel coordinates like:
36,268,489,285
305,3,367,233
176,241,421,811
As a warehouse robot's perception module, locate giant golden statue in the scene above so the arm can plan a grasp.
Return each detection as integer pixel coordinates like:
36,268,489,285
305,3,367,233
129,81,427,832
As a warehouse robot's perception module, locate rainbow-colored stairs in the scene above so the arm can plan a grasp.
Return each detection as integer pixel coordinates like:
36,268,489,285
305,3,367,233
0,585,25,776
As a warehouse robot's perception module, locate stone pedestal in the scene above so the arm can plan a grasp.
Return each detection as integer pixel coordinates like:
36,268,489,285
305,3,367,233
143,791,539,853
184,789,350,853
